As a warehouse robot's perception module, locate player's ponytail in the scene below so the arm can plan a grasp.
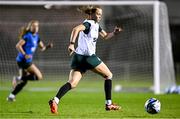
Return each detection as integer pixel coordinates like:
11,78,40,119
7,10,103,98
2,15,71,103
18,26,27,40
18,20,39,40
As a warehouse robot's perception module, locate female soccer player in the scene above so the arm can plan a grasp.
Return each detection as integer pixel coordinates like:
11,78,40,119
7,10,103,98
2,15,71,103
49,6,122,114
7,20,53,101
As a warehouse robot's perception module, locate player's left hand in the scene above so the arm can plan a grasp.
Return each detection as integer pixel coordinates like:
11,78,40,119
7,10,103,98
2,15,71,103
113,26,123,35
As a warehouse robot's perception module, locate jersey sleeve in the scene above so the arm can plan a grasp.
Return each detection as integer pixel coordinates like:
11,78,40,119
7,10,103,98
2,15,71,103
22,34,28,42
99,26,102,32
83,22,91,34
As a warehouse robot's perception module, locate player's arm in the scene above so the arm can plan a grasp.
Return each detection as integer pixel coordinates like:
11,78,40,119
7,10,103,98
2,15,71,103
99,26,122,40
16,39,26,55
68,24,86,56
16,39,31,59
39,41,53,52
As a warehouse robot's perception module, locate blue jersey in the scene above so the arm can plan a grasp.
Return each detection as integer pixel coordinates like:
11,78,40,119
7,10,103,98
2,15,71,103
16,32,40,63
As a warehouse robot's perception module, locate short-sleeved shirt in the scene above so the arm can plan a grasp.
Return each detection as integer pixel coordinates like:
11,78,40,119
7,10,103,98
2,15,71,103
16,31,40,63
75,19,102,56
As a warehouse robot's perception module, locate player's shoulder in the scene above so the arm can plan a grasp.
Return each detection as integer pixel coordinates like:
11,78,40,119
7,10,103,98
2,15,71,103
83,19,96,25
84,20,100,28
23,31,31,37
22,31,30,40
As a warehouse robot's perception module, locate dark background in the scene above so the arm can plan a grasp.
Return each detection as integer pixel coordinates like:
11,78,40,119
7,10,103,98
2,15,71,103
0,4,154,81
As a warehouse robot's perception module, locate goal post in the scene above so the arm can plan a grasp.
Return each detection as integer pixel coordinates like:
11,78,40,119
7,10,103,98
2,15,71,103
153,1,176,94
0,1,176,94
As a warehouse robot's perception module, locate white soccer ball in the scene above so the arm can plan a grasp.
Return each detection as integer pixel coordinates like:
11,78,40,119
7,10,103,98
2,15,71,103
144,98,161,114
114,84,122,92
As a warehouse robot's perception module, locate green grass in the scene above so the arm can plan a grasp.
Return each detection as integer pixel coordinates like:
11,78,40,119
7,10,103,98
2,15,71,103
0,80,180,119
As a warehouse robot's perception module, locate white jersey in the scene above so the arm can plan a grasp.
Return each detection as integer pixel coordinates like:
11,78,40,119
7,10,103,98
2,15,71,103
75,19,101,56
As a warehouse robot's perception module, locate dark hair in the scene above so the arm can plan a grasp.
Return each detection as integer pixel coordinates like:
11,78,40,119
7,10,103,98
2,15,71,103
77,5,101,15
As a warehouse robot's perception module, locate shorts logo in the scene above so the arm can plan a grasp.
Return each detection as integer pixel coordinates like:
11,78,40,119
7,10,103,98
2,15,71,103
97,57,101,61
93,38,97,42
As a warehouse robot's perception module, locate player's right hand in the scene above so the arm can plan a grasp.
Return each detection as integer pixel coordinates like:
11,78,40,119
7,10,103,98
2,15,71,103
68,44,75,56
113,26,123,35
47,42,53,49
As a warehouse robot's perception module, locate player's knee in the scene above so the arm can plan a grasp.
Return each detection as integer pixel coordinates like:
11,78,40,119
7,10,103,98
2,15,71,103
37,74,43,80
69,81,78,89
38,76,43,80
70,83,77,89
106,72,113,79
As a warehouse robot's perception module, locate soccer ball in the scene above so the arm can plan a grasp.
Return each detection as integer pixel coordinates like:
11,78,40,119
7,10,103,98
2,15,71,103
144,98,161,114
114,84,122,92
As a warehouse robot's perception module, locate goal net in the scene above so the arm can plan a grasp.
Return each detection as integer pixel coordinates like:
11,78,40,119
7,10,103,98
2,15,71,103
0,1,176,94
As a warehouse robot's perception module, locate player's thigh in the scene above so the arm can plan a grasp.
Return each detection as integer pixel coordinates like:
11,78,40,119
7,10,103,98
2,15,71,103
68,69,83,88
27,64,43,80
91,62,112,79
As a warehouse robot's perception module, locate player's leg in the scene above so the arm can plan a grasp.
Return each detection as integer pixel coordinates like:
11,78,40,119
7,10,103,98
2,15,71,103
91,62,113,103
12,64,42,84
49,53,86,114
49,69,83,114
7,69,28,102
12,69,23,89
12,63,42,84
7,63,42,101
25,64,43,80
91,62,120,110
10,64,43,96
55,69,83,102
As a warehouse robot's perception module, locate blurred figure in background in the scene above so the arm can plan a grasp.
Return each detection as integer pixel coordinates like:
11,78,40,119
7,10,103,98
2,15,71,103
49,6,122,114
7,20,53,101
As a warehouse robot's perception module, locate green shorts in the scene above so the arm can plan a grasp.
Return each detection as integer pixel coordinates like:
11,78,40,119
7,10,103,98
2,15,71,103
71,53,102,73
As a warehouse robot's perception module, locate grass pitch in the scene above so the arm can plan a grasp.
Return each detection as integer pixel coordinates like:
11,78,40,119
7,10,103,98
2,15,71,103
0,79,180,119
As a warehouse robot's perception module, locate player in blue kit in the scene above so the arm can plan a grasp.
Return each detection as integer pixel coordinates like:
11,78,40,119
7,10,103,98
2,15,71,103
7,20,53,101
